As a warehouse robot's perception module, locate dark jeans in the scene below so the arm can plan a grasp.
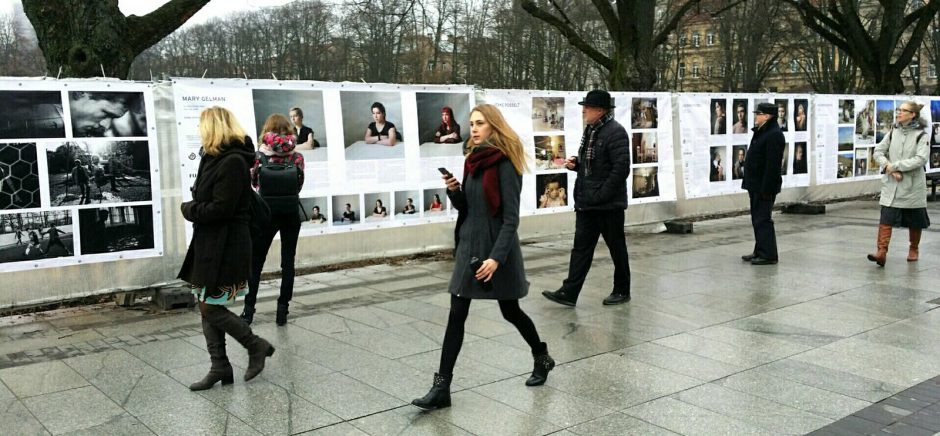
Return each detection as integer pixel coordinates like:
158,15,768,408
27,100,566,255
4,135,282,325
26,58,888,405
559,209,631,299
749,192,778,260
245,213,301,309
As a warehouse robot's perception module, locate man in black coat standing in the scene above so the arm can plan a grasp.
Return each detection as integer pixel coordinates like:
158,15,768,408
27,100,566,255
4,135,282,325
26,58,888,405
742,102,785,265
543,90,631,306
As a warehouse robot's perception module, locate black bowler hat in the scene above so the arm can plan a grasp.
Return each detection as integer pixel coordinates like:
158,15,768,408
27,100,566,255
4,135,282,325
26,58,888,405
754,102,777,116
578,90,615,109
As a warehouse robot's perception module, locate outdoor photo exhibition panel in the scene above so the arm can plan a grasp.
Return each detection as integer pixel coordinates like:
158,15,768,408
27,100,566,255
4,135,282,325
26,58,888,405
173,79,474,238
679,93,811,199
815,94,936,185
482,89,677,212
0,79,163,272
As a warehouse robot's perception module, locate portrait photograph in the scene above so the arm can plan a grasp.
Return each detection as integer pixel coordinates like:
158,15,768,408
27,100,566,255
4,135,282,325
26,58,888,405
708,146,726,182
68,91,147,138
536,173,568,209
731,145,747,180
0,210,74,263
632,167,660,199
423,188,447,215
875,100,895,143
340,91,405,160
417,92,471,157
78,206,155,255
854,148,869,177
838,126,854,152
631,132,658,164
837,151,854,179
631,98,657,129
535,135,566,170
0,91,65,140
931,147,940,169
332,194,361,225
298,196,329,228
838,99,855,124
364,192,391,222
862,147,879,175
0,143,40,210
932,124,940,146
775,99,789,132
793,99,808,132
731,99,748,134
793,142,808,174
855,100,875,144
532,97,565,132
780,143,790,175
252,89,328,162
394,190,420,218
932,100,940,123
710,98,727,135
47,141,152,206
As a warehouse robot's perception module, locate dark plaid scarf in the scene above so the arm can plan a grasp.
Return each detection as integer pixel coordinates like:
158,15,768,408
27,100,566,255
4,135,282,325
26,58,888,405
464,146,507,216
580,111,614,176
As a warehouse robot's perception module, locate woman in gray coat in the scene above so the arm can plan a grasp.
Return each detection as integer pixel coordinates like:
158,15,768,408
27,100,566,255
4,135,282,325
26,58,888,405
412,104,553,410
869,100,930,266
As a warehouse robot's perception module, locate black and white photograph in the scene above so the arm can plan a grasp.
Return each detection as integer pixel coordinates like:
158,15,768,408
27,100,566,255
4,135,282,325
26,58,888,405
423,188,447,215
775,99,789,132
731,99,748,134
535,135,566,170
0,143,40,210
47,141,152,206
417,92,471,157
632,167,659,199
793,142,808,174
731,145,747,180
340,91,405,160
794,99,808,132
631,132,658,164
252,89,328,162
931,124,940,146
855,100,875,144
364,192,391,222
710,99,727,135
78,206,154,255
68,91,147,138
0,91,65,139
839,99,855,123
0,211,74,263
532,97,565,132
709,146,726,182
536,173,567,209
631,98,657,129
395,190,420,218
332,194,360,225
298,196,329,228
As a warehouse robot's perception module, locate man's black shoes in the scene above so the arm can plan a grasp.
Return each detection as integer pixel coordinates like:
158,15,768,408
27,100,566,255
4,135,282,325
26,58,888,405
741,253,755,261
542,290,576,307
750,257,778,265
602,293,631,305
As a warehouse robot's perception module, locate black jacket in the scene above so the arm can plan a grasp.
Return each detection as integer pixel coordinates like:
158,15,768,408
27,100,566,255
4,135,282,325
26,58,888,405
571,118,630,210
177,137,255,291
742,120,785,194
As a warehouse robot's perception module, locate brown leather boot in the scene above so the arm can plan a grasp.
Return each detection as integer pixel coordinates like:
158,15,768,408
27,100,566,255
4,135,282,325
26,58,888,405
908,228,922,262
867,224,892,267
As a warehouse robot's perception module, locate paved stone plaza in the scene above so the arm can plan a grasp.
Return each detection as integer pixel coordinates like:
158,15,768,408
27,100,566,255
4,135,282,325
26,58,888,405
1,199,939,435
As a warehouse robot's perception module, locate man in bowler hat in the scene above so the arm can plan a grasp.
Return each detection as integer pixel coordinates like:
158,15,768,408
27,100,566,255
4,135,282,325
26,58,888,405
543,90,631,306
742,102,785,265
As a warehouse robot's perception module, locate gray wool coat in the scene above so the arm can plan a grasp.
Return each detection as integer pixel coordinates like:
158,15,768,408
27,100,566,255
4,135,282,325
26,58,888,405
447,157,528,299
874,122,929,209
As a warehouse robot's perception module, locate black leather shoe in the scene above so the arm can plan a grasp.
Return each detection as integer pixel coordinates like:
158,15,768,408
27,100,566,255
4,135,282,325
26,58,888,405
602,293,631,305
741,253,755,262
275,304,288,326
750,257,778,265
542,290,576,307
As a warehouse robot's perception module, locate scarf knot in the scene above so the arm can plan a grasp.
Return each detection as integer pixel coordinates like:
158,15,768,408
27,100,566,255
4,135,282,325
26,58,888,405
464,146,506,216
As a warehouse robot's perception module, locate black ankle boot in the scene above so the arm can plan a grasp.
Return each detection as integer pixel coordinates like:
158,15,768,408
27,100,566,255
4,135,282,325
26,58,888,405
240,307,255,325
275,303,288,326
525,342,555,386
411,372,452,410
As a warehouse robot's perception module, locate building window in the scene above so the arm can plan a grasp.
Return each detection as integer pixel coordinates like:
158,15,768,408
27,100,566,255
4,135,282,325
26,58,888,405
706,33,715,46
929,64,937,79
692,33,700,47
678,62,685,79
790,59,799,73
910,62,920,79
720,65,726,76
692,63,700,78
771,60,779,74
678,34,687,47
706,65,714,77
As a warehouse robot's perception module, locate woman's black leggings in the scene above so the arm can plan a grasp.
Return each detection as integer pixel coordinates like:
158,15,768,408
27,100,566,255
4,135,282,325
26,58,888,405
438,294,542,376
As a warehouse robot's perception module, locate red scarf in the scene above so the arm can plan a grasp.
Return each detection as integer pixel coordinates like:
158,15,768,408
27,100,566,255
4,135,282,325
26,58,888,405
464,147,506,216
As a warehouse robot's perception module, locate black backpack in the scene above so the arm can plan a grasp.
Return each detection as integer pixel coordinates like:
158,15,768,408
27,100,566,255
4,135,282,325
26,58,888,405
257,153,300,214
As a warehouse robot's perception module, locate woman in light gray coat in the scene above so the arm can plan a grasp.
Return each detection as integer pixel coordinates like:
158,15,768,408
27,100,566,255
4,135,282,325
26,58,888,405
411,104,553,411
868,100,930,266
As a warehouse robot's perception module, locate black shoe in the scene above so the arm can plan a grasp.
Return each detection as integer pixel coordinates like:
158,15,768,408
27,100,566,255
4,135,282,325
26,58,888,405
412,373,452,410
750,257,778,265
602,293,631,305
542,289,576,307
240,307,254,325
741,253,755,261
525,343,555,386
275,303,288,326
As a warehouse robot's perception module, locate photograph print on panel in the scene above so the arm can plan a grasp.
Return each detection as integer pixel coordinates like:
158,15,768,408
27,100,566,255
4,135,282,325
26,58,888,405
793,99,808,132
0,143,40,210
394,190,420,219
710,99,727,135
793,142,808,174
416,92,471,157
875,100,895,143
837,151,854,179
631,132,658,164
532,97,565,132
0,91,65,139
536,173,568,209
252,89,328,162
731,99,749,134
340,91,405,160
774,99,789,132
839,99,855,124
0,210,74,263
68,91,147,138
535,135,566,170
423,188,447,215
731,145,747,180
633,167,659,199
47,141,152,206
855,100,875,144
631,98,657,129
932,100,940,123
838,126,854,152
332,194,361,225
298,196,329,228
364,192,391,222
78,206,154,255
709,146,726,181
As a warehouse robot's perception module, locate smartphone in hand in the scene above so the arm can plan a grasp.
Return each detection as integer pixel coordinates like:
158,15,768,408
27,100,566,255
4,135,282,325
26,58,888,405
438,167,451,176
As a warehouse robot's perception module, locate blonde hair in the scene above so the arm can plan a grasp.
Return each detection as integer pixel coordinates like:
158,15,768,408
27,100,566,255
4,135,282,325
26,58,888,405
199,107,247,156
466,104,529,174
259,113,293,142
900,100,927,126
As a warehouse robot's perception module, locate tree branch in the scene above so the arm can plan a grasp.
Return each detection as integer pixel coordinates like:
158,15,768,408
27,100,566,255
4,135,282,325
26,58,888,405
126,0,211,54
518,0,612,70
652,0,701,48
589,0,621,43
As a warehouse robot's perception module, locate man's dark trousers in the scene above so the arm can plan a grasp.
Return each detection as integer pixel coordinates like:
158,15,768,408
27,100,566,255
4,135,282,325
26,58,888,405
749,192,778,260
558,209,630,300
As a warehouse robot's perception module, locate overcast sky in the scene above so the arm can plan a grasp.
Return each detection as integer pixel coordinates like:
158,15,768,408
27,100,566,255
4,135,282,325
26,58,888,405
0,0,301,26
